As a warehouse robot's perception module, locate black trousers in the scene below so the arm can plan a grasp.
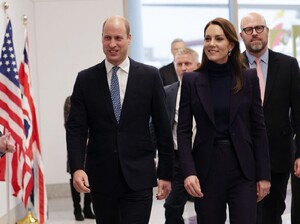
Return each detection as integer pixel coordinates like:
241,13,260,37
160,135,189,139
291,171,300,224
91,170,153,224
195,140,257,224
164,151,189,224
256,170,290,224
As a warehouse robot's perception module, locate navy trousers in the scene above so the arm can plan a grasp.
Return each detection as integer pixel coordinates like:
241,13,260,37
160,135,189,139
91,169,153,224
195,140,257,224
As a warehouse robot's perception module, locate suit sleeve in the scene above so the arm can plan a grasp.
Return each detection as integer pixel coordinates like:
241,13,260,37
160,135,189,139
66,73,89,174
150,69,174,181
290,58,300,159
177,74,197,179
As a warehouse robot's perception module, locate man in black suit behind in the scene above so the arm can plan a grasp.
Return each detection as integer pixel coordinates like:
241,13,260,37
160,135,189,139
66,16,174,224
159,38,185,86
163,47,200,224
240,12,300,224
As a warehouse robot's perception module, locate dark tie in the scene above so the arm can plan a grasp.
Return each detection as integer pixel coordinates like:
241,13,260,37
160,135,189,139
255,58,265,103
111,66,121,122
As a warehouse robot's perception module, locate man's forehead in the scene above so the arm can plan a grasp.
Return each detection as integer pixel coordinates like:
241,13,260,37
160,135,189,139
175,54,193,60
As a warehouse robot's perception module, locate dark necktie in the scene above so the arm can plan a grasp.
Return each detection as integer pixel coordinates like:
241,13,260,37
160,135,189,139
111,66,121,122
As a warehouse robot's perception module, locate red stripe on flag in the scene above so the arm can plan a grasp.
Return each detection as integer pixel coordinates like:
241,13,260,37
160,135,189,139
0,155,6,181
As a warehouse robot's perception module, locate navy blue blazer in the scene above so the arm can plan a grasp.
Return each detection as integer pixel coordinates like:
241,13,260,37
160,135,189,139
177,68,271,183
66,58,174,193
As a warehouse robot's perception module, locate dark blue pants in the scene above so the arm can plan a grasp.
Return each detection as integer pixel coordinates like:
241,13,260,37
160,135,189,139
91,170,153,224
164,151,189,224
195,141,257,224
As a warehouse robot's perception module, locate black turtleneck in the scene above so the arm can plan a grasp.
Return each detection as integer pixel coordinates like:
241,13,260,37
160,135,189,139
207,60,232,140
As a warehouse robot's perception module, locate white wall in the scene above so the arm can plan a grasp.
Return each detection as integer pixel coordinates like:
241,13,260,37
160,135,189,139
0,0,125,218
34,0,124,185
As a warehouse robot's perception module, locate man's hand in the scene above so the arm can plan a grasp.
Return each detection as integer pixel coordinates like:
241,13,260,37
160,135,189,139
0,132,15,154
256,180,271,202
294,158,300,178
73,169,91,193
156,179,171,200
184,175,204,198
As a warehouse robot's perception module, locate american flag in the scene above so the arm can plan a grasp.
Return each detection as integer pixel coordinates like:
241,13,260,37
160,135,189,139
19,28,47,222
0,20,27,199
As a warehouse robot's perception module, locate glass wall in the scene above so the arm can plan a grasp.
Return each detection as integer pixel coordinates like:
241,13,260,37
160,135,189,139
139,0,300,67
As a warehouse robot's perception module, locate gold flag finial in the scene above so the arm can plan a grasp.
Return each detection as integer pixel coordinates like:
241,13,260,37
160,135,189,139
23,14,28,26
16,211,39,224
2,1,9,10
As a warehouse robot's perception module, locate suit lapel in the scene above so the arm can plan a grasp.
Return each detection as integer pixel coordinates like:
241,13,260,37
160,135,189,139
119,60,139,124
229,75,243,125
168,83,179,127
242,50,278,107
195,72,215,126
195,69,244,127
264,50,279,106
97,62,119,125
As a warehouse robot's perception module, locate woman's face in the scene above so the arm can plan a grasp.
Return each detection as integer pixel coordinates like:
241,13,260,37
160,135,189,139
204,24,234,64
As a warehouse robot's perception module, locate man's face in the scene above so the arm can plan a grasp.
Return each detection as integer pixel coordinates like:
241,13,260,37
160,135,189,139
174,53,199,80
240,15,269,55
171,42,185,57
102,19,131,65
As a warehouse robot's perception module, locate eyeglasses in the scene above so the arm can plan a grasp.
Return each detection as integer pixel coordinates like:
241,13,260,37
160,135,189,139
242,25,266,35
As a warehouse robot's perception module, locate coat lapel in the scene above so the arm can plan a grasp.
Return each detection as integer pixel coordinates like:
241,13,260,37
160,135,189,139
195,72,215,126
242,50,278,107
118,59,139,124
264,50,279,106
165,82,179,127
97,62,119,125
229,75,243,126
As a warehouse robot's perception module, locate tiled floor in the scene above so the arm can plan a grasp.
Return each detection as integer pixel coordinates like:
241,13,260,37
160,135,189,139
47,186,292,224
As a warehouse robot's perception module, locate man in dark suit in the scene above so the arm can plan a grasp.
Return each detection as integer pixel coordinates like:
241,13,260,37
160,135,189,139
164,48,200,224
66,16,174,224
240,12,300,224
159,38,185,86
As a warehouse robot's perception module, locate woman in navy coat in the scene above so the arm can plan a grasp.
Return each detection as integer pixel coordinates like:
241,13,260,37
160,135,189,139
177,17,271,224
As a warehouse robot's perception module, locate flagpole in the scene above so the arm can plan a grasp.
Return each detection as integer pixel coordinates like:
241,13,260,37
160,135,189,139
15,14,39,224
5,140,10,224
2,1,10,223
23,14,28,26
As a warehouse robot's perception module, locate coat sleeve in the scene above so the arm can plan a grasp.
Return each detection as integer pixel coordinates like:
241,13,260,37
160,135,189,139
290,58,300,159
150,68,174,181
177,74,198,179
